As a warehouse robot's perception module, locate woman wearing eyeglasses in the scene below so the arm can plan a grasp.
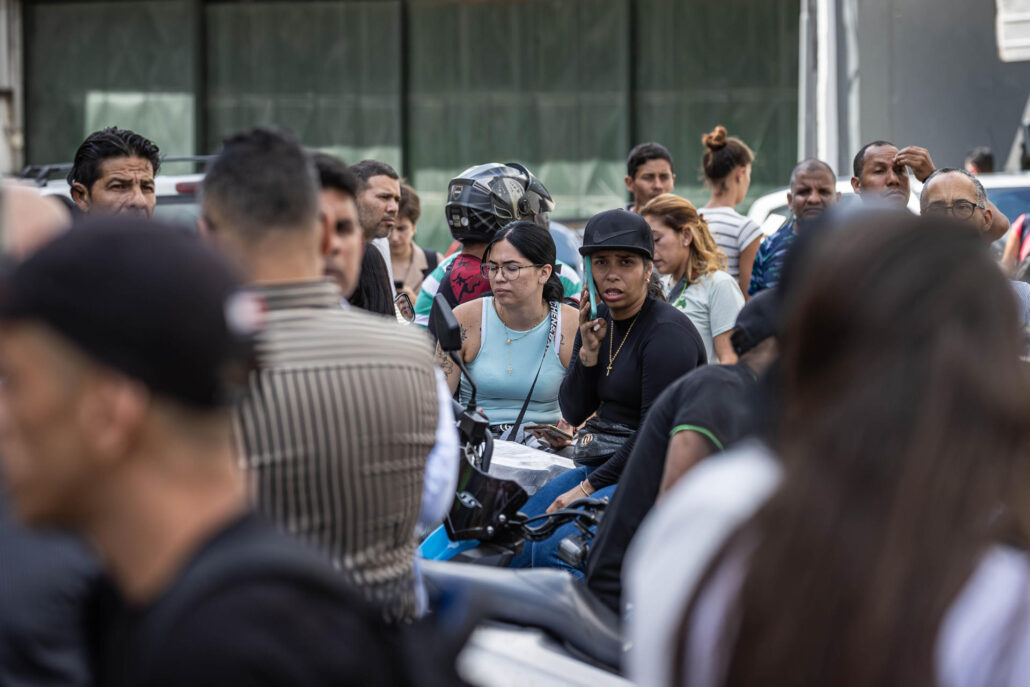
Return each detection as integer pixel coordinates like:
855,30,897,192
439,220,578,446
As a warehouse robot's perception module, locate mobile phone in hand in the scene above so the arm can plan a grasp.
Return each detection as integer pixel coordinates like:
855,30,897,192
525,424,574,441
583,259,598,320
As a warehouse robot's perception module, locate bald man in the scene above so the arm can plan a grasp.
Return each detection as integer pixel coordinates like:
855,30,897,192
748,159,840,296
1,184,71,259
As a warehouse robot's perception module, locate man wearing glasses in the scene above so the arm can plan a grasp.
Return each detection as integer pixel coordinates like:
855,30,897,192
921,167,1030,325
920,168,995,234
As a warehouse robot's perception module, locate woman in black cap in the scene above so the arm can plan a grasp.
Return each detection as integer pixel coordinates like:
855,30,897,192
511,208,706,574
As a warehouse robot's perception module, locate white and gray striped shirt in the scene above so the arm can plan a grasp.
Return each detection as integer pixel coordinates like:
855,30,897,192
234,279,439,622
700,206,764,278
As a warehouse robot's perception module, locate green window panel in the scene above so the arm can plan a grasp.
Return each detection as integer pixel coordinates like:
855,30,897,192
205,1,402,169
635,0,800,207
26,0,195,167
407,0,630,252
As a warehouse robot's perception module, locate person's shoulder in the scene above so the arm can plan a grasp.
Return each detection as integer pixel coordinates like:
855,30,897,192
938,545,1030,686
625,440,781,683
559,302,579,319
700,206,739,218
307,306,436,360
453,297,484,326
650,298,704,337
430,252,459,277
151,579,399,686
705,270,739,288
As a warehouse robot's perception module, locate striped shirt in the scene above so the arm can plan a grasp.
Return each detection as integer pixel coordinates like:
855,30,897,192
234,279,439,622
700,207,764,278
414,252,582,328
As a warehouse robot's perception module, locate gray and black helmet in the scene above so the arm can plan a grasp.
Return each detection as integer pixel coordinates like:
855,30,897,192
444,162,555,242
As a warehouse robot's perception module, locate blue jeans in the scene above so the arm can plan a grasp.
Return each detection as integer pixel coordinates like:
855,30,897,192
509,467,617,576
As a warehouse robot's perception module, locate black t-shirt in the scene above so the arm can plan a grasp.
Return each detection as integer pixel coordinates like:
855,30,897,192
559,296,707,489
584,362,759,612
0,492,99,687
87,514,402,687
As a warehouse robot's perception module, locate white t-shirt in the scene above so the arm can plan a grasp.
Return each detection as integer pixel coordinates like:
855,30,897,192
699,207,763,279
667,272,745,363
625,442,1030,687
624,441,780,687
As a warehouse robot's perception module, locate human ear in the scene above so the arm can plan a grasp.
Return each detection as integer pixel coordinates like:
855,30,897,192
78,375,149,467
70,183,91,213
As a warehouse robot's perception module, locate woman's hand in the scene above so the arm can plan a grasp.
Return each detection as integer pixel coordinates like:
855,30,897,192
546,477,595,514
529,418,575,449
577,287,607,367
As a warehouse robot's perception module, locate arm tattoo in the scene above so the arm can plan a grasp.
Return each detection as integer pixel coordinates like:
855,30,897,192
435,345,456,377
460,324,468,342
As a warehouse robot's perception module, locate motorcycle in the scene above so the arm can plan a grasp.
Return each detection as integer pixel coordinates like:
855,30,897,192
420,295,627,685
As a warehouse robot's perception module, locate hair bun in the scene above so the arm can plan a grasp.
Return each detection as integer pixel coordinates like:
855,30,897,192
702,125,728,151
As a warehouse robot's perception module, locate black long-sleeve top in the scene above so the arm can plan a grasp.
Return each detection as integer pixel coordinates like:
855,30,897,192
559,295,707,490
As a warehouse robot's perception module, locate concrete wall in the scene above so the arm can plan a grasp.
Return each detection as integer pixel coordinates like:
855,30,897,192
845,0,1030,172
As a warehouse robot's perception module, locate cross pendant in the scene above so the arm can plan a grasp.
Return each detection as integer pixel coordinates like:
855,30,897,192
605,364,613,375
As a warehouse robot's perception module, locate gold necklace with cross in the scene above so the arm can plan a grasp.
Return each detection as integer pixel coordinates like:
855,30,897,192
606,313,640,376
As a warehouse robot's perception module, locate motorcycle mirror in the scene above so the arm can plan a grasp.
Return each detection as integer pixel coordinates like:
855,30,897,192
431,294,463,352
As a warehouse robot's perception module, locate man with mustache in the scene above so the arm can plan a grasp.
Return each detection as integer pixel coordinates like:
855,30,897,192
69,127,160,219
748,158,839,296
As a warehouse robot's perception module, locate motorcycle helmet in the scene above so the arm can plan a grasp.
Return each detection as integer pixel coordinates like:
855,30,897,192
445,162,555,242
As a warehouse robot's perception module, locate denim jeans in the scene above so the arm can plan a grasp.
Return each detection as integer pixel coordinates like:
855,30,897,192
509,467,617,576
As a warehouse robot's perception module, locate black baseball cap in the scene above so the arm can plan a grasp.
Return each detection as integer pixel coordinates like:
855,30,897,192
0,217,257,408
579,209,654,259
730,289,780,355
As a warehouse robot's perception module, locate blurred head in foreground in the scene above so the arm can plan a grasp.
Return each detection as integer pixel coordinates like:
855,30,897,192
0,218,251,529
685,210,1030,685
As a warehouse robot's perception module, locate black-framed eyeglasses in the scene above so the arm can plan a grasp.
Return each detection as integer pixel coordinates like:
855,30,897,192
924,200,984,221
480,262,545,280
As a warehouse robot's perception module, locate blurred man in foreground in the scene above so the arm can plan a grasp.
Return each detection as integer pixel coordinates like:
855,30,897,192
0,219,400,686
0,183,90,687
68,127,160,218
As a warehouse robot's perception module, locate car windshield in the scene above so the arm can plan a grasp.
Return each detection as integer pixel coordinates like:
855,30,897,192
986,186,1030,222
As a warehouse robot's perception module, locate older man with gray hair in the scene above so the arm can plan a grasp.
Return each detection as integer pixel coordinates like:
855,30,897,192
920,167,1030,325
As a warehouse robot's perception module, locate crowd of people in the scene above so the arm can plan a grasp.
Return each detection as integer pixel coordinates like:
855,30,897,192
0,116,1028,687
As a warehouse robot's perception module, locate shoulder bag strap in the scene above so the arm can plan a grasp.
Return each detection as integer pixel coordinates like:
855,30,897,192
504,301,560,442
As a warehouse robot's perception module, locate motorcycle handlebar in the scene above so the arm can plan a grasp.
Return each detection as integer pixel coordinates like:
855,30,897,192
518,498,607,540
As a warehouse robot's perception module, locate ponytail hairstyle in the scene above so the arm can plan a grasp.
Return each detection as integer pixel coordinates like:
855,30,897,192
641,193,727,283
485,220,563,303
701,125,755,192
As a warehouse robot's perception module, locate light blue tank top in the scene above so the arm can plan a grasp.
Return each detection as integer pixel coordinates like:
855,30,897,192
459,297,565,426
